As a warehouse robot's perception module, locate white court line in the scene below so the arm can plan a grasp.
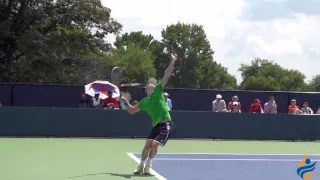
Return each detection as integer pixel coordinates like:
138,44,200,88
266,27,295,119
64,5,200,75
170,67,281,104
152,158,320,162
133,153,320,156
127,153,167,180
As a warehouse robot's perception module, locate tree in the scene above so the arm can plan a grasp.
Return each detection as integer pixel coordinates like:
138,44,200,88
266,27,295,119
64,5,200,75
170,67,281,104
69,53,115,84
308,75,320,92
114,31,157,51
114,31,165,80
199,60,237,90
0,0,122,84
112,45,156,84
239,58,307,91
159,22,237,89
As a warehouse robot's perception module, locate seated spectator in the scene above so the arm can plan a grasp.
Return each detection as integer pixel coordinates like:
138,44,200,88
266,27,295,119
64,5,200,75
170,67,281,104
301,102,313,114
264,96,277,114
228,96,241,113
164,92,172,111
212,94,227,112
79,93,90,108
288,99,300,114
91,92,103,108
230,102,241,113
249,99,264,113
103,91,119,109
120,87,131,109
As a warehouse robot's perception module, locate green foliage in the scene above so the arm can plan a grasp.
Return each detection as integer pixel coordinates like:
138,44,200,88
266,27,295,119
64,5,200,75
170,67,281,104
0,0,121,84
114,31,157,51
239,58,307,91
112,45,156,84
159,22,237,89
199,60,237,90
308,75,320,92
114,31,165,81
0,2,313,91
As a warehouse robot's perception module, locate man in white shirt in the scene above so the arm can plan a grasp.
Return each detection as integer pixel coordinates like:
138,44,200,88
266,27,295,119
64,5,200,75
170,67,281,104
264,96,277,114
212,94,227,112
164,92,172,111
120,87,131,109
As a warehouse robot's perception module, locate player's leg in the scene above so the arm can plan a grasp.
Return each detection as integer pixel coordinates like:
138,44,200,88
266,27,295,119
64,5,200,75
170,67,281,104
133,128,157,174
144,121,174,175
141,140,152,163
143,140,159,175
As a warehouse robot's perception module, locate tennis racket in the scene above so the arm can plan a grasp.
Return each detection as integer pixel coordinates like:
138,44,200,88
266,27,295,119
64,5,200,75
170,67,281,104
111,66,124,86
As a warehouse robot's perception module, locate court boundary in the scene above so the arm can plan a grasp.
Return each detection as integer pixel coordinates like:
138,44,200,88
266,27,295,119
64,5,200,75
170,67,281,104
127,153,167,180
148,158,320,161
132,152,320,155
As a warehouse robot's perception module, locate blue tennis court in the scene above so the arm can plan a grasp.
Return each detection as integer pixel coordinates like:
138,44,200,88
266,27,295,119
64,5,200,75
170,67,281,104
128,153,319,180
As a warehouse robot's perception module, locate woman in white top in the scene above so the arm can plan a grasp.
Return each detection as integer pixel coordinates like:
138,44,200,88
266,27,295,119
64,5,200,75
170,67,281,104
91,92,102,108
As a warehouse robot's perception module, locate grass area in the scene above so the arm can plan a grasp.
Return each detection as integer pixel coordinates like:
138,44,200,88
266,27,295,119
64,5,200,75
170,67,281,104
0,138,319,180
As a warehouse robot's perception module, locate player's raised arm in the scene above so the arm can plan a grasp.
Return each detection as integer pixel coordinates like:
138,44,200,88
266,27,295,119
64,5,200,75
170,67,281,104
161,54,177,88
121,97,140,114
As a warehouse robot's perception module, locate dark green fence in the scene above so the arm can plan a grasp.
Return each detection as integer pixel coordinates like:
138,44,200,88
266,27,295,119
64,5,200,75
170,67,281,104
0,107,319,140
2,83,320,113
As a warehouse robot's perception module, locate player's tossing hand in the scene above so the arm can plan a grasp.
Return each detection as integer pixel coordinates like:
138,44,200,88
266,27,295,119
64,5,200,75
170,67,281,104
171,54,177,61
171,53,177,60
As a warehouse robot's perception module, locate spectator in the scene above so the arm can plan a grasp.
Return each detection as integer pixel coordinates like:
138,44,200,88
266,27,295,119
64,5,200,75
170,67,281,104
164,92,172,111
228,96,241,113
264,96,277,114
120,87,131,109
212,94,227,112
301,102,313,114
103,91,119,109
0,100,2,107
79,93,90,108
249,99,264,113
91,92,103,108
288,99,300,114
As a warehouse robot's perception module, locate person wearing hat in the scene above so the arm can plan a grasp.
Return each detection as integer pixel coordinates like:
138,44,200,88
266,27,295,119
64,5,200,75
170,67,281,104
249,99,264,113
301,102,313,114
120,54,177,175
227,96,241,113
288,99,300,114
163,92,172,111
212,94,227,112
103,91,119,109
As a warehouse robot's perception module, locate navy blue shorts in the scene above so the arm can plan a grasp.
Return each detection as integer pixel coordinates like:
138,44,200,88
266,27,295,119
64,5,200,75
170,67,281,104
147,121,174,147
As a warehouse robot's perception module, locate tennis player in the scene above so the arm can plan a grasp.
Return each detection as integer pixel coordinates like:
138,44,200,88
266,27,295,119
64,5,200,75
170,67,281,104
120,54,177,175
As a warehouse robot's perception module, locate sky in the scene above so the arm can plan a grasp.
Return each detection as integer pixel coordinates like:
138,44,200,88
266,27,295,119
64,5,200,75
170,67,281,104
102,0,320,83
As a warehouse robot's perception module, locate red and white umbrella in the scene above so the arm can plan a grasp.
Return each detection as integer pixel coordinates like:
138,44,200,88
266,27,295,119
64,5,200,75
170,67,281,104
85,80,120,99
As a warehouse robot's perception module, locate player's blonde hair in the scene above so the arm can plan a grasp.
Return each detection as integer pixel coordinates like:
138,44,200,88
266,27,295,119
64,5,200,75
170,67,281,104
145,78,157,93
147,78,157,86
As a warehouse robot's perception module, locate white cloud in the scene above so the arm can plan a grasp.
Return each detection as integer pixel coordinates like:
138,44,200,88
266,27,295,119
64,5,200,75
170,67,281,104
103,0,320,84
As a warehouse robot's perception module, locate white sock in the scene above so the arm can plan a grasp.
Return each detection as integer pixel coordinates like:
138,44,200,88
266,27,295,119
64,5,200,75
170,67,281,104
146,158,152,165
140,160,145,165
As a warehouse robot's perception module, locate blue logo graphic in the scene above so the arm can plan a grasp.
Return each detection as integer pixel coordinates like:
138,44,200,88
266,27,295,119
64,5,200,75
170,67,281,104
297,155,316,179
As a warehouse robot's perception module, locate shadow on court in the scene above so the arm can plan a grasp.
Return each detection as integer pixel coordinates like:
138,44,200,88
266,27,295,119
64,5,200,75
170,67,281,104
69,173,154,179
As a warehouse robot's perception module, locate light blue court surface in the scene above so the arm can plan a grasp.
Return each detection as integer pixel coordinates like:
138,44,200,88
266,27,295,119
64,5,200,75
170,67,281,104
128,153,320,180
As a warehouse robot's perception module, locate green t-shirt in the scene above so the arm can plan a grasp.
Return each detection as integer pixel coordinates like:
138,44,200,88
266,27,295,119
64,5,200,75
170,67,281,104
138,82,171,127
